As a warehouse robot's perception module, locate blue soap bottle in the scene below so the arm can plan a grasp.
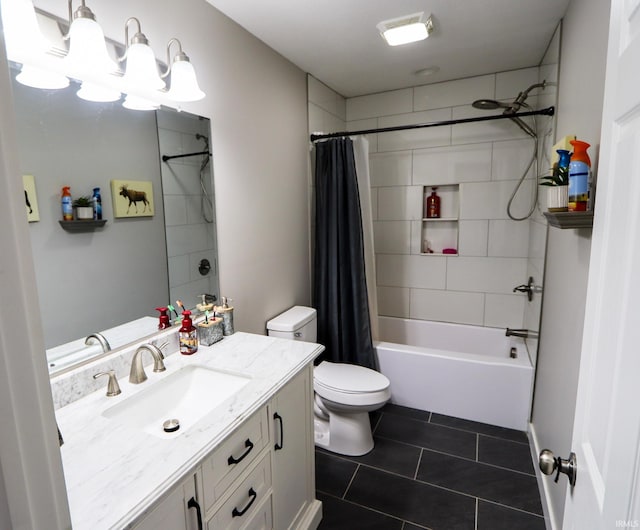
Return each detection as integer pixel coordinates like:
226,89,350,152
92,187,102,220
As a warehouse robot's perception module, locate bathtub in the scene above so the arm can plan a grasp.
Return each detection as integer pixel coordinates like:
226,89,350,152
375,317,534,431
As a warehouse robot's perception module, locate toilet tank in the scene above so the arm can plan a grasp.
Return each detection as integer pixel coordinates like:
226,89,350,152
266,306,317,342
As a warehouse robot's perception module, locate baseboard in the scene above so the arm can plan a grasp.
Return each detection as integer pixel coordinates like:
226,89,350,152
529,423,557,530
296,499,322,530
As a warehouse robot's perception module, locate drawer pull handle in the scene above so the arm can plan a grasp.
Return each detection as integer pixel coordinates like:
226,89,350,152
187,497,203,530
232,487,257,518
227,438,254,465
274,412,284,451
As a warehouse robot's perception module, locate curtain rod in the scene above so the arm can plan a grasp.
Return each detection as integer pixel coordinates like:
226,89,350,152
162,150,211,162
309,106,555,142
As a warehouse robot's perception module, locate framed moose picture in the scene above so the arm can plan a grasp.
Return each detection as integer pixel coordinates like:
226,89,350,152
23,174,40,222
111,179,154,218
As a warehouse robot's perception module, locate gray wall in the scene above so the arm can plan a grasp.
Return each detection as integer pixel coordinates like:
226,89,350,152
531,0,611,526
13,78,169,348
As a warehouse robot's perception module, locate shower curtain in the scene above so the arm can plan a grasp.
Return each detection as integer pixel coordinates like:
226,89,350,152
313,136,377,369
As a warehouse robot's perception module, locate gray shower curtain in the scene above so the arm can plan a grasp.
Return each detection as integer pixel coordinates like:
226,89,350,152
313,137,375,369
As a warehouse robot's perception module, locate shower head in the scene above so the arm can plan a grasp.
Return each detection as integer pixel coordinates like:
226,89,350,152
472,99,510,110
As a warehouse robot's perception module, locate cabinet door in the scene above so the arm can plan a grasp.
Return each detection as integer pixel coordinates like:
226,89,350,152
133,473,201,530
271,366,314,529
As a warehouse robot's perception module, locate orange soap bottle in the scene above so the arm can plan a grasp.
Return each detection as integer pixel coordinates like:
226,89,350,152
425,187,441,218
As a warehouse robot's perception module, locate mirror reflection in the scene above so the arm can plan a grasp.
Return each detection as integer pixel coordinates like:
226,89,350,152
10,67,218,374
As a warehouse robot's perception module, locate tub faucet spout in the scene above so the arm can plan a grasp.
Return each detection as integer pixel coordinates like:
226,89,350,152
506,328,529,338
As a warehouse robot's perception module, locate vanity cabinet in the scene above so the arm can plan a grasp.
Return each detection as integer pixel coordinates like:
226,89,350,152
270,366,316,530
132,365,318,530
132,473,200,530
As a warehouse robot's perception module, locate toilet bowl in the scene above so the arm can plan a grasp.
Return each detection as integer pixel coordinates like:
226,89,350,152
266,306,390,456
313,360,390,456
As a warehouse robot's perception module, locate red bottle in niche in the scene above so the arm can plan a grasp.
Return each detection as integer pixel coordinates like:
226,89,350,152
425,187,440,218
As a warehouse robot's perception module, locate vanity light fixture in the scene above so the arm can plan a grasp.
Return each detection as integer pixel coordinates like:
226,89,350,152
161,38,205,102
77,82,120,102
118,17,165,93
0,0,69,89
63,0,118,79
122,94,160,111
377,12,433,47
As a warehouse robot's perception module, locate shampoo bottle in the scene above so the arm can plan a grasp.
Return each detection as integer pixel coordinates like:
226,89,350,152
61,186,73,221
425,187,440,218
179,310,198,355
568,140,591,212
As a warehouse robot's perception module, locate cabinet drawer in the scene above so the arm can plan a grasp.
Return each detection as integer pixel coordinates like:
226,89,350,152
201,407,269,512
206,454,272,530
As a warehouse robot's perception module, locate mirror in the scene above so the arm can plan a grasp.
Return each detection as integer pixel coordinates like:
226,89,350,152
10,67,219,375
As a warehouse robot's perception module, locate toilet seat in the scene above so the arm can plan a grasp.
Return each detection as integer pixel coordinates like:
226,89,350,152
314,361,390,406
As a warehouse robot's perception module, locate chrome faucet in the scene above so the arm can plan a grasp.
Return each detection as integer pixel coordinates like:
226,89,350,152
505,328,539,339
85,332,111,353
129,344,166,384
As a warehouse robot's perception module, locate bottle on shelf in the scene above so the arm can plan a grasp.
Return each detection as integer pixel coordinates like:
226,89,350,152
92,187,102,220
61,186,73,221
568,139,591,212
425,187,440,218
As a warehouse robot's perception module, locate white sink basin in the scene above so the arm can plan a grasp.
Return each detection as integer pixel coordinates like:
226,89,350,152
102,365,251,438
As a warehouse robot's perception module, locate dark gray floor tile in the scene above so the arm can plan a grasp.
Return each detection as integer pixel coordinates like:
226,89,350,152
417,450,543,515
376,412,477,459
338,436,422,478
478,435,535,474
346,465,476,530
317,492,403,530
477,500,546,530
403,523,429,530
316,451,358,498
380,403,431,422
430,413,528,443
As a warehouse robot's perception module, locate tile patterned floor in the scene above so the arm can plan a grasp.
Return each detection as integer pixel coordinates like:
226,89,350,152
316,404,546,530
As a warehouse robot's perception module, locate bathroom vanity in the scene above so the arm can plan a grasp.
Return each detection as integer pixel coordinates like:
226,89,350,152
54,332,324,529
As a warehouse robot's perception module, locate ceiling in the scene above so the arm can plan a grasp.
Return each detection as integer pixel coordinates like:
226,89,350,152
205,0,571,98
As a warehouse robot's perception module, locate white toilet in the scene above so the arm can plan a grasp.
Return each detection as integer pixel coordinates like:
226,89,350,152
266,306,390,456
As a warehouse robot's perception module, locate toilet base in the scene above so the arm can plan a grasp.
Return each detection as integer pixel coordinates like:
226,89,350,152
313,410,374,456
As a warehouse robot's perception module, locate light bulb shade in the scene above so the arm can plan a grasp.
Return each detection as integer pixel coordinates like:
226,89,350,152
123,94,160,111
63,17,118,77
77,82,120,102
1,0,49,59
381,22,429,46
16,65,70,89
167,59,205,102
122,42,165,91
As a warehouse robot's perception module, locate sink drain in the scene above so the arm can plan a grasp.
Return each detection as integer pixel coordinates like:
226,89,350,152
163,419,180,433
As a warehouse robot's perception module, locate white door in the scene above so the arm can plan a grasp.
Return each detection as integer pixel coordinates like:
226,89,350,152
562,0,640,527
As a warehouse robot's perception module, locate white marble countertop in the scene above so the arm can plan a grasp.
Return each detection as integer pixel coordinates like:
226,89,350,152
55,332,323,529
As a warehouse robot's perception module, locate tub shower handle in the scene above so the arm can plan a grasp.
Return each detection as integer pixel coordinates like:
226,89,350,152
513,276,535,301
539,449,577,487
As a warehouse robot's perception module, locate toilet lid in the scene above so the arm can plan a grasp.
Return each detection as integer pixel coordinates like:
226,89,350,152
314,361,390,394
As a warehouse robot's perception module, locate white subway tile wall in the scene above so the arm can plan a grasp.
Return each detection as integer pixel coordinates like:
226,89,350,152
347,68,547,328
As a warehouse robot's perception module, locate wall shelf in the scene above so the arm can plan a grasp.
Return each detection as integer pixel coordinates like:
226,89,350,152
59,219,107,232
421,185,459,254
543,211,593,229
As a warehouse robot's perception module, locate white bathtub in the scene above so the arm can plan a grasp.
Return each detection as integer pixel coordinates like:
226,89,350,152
375,317,534,431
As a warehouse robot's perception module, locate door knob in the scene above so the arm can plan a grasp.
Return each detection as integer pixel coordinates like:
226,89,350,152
539,449,577,487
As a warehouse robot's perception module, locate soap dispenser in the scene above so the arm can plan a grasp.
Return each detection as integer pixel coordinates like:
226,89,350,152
425,187,441,218
179,310,198,355
156,307,171,330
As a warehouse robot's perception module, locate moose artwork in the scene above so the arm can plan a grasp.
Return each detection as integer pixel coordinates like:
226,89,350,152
110,179,154,218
